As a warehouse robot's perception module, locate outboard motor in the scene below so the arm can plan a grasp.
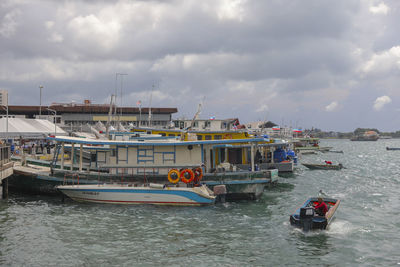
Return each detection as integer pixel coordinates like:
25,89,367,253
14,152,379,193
300,207,315,231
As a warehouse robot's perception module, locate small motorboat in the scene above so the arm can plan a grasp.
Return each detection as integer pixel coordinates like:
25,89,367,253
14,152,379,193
329,150,344,154
386,147,400,151
290,197,340,231
57,183,216,206
302,162,344,170
299,151,318,155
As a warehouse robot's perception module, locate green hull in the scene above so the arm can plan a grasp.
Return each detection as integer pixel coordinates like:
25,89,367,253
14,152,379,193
302,163,343,170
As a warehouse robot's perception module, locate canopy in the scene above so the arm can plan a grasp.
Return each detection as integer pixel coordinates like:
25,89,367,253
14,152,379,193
0,118,67,139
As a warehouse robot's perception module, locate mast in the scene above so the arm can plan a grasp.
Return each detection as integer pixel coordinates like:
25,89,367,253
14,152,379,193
148,84,154,127
106,94,115,140
189,103,202,130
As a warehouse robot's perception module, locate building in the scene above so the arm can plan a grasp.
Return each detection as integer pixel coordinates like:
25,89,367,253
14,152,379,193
0,100,178,130
0,90,8,106
172,118,242,131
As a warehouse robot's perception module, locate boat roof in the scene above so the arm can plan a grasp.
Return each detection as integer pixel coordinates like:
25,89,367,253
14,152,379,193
130,127,248,134
47,136,268,146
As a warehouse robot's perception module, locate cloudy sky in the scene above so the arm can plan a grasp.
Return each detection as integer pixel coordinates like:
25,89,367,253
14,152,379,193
1,0,400,132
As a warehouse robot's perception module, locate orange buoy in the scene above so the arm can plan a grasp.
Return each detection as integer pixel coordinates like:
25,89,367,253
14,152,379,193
167,169,180,184
180,169,195,183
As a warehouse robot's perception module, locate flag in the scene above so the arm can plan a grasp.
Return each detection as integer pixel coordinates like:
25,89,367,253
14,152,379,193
272,126,280,131
136,100,142,106
209,116,215,120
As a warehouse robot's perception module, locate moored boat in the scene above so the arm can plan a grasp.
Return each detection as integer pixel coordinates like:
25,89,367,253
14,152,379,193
57,183,216,206
386,147,400,151
328,150,344,153
298,151,317,155
289,197,340,231
10,134,279,201
302,163,343,170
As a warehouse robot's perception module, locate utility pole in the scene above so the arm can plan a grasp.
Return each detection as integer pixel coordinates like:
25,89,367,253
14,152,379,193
47,108,57,136
119,73,127,129
39,85,43,118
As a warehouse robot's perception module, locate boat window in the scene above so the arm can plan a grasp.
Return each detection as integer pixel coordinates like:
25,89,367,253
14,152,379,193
205,121,211,128
168,134,175,137
160,133,166,136
214,135,222,140
205,135,212,140
197,135,203,140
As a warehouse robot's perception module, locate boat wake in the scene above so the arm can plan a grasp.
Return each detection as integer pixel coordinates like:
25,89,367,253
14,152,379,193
326,219,354,235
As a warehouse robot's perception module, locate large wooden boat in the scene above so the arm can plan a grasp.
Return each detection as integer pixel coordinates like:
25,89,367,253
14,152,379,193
57,183,216,206
302,163,343,170
293,137,332,153
10,135,279,201
289,197,340,231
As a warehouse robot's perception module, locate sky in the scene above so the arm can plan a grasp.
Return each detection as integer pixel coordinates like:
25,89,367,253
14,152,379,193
1,0,400,132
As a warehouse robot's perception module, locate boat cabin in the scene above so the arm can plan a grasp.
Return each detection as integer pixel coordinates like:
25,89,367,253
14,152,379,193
48,136,273,175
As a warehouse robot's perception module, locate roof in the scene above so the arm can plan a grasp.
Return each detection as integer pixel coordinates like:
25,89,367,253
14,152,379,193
0,118,67,138
48,136,268,146
3,105,177,115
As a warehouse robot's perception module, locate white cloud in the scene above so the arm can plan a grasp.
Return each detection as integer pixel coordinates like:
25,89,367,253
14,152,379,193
45,21,54,29
0,9,20,38
325,101,338,112
48,32,63,43
373,95,391,111
362,46,400,73
256,104,268,113
216,0,247,21
68,14,121,50
369,2,389,15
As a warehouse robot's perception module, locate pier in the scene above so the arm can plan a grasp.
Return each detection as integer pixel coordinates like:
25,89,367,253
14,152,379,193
0,144,13,199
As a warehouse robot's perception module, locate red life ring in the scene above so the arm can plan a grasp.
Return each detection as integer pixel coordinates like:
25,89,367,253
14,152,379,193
193,167,203,182
180,169,195,183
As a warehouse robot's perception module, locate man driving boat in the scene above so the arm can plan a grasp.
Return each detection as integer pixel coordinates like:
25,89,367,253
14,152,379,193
313,197,328,216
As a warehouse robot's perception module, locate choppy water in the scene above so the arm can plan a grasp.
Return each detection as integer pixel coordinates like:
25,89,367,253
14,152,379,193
1,139,400,266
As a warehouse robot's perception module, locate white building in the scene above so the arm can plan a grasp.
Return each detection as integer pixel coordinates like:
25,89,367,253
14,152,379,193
173,118,241,131
0,90,8,106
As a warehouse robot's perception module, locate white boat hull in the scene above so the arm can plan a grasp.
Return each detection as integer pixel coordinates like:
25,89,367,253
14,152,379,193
57,184,215,206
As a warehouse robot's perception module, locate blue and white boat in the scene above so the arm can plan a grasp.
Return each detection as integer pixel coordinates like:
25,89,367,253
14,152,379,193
57,183,215,206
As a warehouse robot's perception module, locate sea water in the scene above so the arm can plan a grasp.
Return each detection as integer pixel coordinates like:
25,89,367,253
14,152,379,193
1,139,400,266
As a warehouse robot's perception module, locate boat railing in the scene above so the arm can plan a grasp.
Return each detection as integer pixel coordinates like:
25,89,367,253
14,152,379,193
63,173,80,185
